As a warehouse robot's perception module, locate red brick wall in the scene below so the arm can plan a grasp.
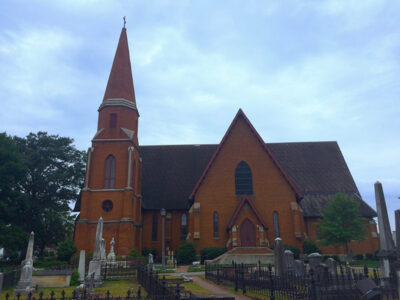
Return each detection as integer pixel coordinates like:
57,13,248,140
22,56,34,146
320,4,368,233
189,116,304,253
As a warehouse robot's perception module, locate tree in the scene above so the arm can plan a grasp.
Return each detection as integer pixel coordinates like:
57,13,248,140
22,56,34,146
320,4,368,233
0,133,28,260
57,240,77,262
318,193,366,255
12,132,86,254
177,242,196,264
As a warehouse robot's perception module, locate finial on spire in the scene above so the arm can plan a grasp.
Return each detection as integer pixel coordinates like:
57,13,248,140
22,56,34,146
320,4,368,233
123,16,126,28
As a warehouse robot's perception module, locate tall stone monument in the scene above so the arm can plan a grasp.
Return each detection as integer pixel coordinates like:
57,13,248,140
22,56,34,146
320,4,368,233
274,238,284,276
14,232,35,295
87,217,104,286
78,250,85,282
374,181,396,277
395,210,400,252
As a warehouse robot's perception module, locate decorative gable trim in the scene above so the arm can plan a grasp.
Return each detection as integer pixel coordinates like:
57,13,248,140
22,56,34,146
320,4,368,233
226,197,267,230
121,127,135,139
188,109,302,200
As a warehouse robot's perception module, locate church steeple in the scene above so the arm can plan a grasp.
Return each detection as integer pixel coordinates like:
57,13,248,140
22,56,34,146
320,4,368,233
103,27,136,104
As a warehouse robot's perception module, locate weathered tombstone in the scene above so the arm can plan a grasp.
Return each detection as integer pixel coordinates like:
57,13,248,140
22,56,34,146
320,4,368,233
294,260,306,276
78,250,86,282
107,237,116,263
395,210,400,252
315,263,329,285
148,253,154,272
87,217,103,286
308,253,323,271
0,272,4,295
374,182,396,277
274,238,284,276
283,250,295,274
14,232,35,294
325,258,337,276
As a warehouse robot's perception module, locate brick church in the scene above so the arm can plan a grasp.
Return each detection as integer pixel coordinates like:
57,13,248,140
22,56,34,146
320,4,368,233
73,27,379,256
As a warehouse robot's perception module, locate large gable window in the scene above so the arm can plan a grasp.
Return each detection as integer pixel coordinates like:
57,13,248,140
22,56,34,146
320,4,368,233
181,214,187,240
213,212,219,238
235,161,253,195
104,155,116,188
273,211,280,237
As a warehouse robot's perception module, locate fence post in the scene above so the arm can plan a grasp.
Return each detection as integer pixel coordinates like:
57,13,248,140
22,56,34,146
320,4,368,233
268,265,275,300
175,283,181,300
241,264,246,295
103,262,107,281
217,266,220,285
234,263,238,292
310,269,317,300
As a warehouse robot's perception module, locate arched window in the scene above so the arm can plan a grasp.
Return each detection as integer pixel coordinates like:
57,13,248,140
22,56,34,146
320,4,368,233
181,214,187,240
273,211,280,237
213,212,219,238
104,155,116,188
235,161,253,195
152,213,158,241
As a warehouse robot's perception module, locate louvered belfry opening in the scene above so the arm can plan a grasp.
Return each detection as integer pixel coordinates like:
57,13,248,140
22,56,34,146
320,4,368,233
235,161,253,195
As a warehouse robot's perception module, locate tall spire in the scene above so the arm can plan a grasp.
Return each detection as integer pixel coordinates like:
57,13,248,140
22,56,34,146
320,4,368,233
103,27,136,104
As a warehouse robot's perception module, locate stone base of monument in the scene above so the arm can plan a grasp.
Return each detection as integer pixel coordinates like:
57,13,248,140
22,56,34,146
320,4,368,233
14,280,35,295
87,260,103,287
207,247,274,265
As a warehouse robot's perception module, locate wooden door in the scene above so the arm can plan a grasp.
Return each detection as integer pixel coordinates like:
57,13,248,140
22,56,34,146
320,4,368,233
240,218,256,247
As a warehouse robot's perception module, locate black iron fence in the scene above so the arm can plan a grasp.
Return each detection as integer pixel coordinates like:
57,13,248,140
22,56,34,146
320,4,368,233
5,288,150,300
205,263,399,300
102,258,146,280
137,266,198,300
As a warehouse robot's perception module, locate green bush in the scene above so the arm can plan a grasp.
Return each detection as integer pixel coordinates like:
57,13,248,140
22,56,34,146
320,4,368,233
128,248,142,258
366,253,378,261
34,257,67,269
70,269,80,286
354,254,363,260
177,242,196,265
284,245,300,259
57,240,77,262
302,239,321,255
200,247,226,262
142,248,158,260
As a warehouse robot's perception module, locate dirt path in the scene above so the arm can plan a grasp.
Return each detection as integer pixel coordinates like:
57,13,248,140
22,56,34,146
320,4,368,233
191,276,251,300
175,265,188,273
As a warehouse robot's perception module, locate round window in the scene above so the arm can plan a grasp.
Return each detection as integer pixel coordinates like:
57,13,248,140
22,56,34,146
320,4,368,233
102,200,113,212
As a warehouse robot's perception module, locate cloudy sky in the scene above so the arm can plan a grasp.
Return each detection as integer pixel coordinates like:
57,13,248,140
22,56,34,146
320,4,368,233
0,1,399,228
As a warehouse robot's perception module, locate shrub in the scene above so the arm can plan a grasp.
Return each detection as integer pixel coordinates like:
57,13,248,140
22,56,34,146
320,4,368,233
177,242,196,265
366,253,378,261
200,247,226,262
302,239,321,255
354,254,363,260
142,248,158,260
128,248,142,258
57,240,77,262
70,269,80,286
34,257,67,269
284,245,300,259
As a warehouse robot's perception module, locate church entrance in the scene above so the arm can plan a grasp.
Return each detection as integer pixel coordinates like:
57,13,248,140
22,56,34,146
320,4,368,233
240,218,256,247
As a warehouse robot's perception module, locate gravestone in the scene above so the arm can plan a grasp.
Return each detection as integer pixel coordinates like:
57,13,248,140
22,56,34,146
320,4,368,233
100,239,106,262
308,253,323,271
148,253,154,272
274,238,284,276
315,264,329,285
294,260,306,276
107,237,116,263
395,210,400,253
374,182,396,277
325,258,337,276
87,217,104,286
78,250,85,282
14,232,35,294
283,250,295,274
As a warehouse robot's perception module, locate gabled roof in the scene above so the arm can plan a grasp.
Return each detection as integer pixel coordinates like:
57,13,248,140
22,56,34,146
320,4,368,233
226,197,268,230
138,141,376,218
103,27,136,104
188,109,302,200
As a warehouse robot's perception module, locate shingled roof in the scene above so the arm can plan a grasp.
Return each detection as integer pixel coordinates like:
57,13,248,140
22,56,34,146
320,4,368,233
140,142,377,218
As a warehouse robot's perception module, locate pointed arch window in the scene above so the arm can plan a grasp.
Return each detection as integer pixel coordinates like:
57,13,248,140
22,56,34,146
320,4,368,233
213,212,219,238
273,211,280,237
235,161,253,195
181,214,187,240
104,155,116,188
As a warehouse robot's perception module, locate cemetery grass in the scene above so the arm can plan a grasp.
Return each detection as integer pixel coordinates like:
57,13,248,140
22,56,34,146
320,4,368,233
187,265,205,272
0,279,145,300
350,260,380,268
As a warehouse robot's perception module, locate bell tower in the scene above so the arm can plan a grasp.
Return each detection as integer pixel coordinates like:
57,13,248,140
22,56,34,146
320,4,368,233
74,26,142,255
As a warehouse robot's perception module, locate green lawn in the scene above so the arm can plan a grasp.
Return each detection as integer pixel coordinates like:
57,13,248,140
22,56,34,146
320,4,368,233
187,265,205,272
350,260,380,268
